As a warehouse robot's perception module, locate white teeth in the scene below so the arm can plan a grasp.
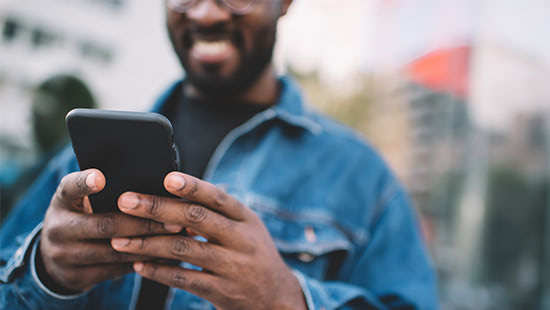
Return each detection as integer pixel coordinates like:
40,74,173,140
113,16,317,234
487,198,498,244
194,40,230,56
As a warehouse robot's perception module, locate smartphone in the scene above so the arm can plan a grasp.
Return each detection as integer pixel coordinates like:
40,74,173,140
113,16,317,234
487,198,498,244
66,108,180,213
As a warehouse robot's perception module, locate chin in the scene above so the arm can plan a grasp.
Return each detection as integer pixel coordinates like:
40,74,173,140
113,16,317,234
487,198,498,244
186,73,252,97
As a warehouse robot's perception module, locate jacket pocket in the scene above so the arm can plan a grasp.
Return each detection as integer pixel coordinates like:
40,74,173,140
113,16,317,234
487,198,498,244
256,209,354,281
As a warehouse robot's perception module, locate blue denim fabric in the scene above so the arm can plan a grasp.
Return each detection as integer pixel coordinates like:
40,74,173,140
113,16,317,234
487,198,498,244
0,76,438,309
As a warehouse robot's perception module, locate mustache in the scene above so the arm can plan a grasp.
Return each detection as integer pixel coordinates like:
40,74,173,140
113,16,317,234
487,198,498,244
186,23,233,36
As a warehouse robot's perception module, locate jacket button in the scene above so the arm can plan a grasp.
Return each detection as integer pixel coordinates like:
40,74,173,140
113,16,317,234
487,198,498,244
297,252,315,263
304,226,316,243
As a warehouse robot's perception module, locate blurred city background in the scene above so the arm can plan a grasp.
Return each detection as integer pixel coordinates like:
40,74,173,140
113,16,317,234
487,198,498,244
1,0,549,309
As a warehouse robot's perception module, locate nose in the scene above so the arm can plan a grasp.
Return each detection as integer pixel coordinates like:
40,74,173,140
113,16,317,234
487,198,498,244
186,0,232,27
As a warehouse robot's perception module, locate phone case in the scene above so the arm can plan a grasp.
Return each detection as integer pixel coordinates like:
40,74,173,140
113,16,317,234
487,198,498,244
66,108,180,213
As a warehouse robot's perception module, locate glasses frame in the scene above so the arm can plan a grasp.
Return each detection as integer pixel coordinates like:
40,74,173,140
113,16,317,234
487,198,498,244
168,0,258,16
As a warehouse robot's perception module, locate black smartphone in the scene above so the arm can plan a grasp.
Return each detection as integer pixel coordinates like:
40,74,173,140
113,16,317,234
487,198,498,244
66,108,180,213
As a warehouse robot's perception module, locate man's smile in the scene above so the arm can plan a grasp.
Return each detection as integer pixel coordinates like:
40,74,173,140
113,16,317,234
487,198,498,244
190,39,237,64
166,0,280,95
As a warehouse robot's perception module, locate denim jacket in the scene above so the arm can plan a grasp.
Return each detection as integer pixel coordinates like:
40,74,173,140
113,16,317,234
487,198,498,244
0,76,438,309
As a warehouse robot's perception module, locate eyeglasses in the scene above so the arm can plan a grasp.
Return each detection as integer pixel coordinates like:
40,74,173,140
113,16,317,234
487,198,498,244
168,0,258,15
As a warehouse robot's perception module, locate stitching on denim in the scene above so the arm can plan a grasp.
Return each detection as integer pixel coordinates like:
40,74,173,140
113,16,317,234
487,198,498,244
275,110,322,135
13,276,36,309
274,239,352,256
312,278,334,309
369,183,401,233
203,109,277,182
249,197,362,244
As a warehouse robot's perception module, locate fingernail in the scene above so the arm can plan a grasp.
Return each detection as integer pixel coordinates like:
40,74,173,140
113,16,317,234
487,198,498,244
112,238,130,248
134,262,144,272
119,194,139,210
164,223,183,232
86,172,97,190
167,174,185,190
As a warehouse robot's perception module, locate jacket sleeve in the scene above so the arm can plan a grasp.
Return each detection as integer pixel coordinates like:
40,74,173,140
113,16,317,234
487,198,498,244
0,147,87,309
292,188,439,310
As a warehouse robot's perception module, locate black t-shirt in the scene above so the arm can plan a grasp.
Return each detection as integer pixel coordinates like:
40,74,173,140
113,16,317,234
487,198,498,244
170,89,269,178
135,86,271,309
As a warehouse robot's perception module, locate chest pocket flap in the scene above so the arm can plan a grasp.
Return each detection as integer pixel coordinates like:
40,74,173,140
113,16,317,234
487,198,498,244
256,209,354,280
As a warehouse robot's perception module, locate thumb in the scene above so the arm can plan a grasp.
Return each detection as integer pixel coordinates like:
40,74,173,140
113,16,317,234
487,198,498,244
53,169,105,212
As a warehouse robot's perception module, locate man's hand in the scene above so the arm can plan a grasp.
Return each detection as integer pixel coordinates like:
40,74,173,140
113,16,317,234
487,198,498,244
111,172,307,310
39,169,182,293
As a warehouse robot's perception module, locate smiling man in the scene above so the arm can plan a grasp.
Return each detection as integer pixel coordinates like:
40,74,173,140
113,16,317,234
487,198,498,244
0,0,438,309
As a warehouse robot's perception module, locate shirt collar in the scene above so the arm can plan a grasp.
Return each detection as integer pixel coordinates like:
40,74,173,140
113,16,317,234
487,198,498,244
152,75,322,134
271,76,322,134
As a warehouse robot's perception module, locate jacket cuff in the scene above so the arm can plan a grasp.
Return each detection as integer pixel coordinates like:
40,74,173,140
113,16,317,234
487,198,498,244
291,269,386,310
30,239,87,300
12,236,88,308
292,269,327,310
0,222,43,283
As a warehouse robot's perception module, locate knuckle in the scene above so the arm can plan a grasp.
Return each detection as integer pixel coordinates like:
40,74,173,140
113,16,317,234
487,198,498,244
47,244,66,262
215,217,234,234
186,179,199,197
74,173,89,194
46,225,65,243
169,271,186,287
136,237,147,250
184,204,207,224
226,252,247,276
57,181,71,201
139,218,155,234
148,263,159,278
238,233,257,256
57,173,88,200
211,191,228,209
170,238,191,257
148,196,162,217
198,242,218,263
97,215,116,237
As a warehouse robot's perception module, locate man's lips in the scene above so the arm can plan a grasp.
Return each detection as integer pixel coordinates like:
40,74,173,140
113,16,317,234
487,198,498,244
190,39,236,64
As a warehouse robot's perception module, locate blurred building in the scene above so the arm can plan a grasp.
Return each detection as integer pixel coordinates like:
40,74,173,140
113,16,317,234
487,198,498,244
0,0,180,153
0,0,181,219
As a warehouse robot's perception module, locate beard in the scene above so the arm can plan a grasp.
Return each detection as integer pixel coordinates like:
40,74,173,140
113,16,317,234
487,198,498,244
169,21,277,98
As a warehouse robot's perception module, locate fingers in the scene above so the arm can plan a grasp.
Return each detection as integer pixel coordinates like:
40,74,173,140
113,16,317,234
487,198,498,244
111,235,226,272
57,263,134,291
45,211,182,241
51,241,153,265
134,262,220,302
118,193,236,243
52,169,105,211
163,172,248,221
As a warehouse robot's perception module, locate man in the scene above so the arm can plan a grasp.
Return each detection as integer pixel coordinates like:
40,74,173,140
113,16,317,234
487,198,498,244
0,0,438,309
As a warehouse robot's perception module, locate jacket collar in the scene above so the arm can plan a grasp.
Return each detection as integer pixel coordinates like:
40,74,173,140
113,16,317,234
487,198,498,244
152,76,321,134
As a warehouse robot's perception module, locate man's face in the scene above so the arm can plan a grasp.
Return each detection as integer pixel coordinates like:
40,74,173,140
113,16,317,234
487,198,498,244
166,0,289,96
